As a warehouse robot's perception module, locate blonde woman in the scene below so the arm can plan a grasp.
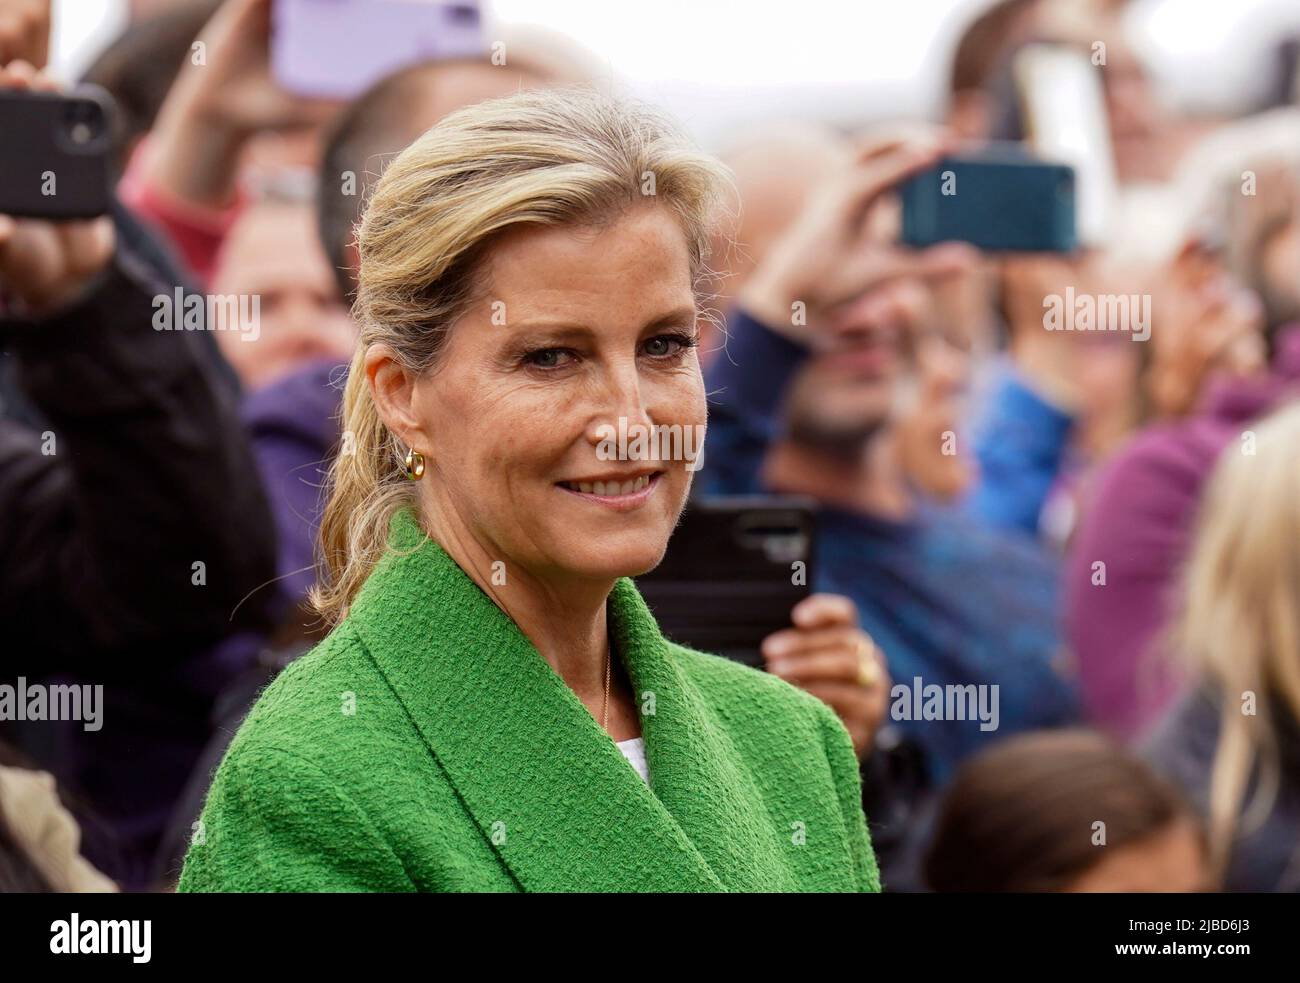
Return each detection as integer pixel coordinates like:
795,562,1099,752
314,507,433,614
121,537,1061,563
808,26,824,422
178,88,885,892
1147,399,1300,892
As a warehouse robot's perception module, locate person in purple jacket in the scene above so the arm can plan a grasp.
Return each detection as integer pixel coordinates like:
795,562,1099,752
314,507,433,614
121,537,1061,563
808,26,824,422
1066,232,1300,741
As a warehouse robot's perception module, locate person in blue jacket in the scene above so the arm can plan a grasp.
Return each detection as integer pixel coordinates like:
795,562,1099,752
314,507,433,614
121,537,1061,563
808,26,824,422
696,132,1080,787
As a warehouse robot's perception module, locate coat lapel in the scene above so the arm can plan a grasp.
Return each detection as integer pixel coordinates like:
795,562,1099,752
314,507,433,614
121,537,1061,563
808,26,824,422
348,511,790,892
608,578,802,890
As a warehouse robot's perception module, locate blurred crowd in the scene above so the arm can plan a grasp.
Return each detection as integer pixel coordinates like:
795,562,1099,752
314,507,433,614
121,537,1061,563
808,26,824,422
1,0,1298,892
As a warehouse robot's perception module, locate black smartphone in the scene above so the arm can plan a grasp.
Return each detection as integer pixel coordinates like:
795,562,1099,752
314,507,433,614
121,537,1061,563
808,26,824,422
900,148,1077,253
0,86,117,220
635,497,815,669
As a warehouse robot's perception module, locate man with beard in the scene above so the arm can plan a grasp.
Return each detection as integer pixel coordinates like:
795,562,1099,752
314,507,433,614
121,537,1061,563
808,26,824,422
698,134,1080,788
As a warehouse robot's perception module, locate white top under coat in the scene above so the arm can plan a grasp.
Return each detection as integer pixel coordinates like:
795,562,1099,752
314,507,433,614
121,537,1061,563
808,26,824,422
616,737,649,784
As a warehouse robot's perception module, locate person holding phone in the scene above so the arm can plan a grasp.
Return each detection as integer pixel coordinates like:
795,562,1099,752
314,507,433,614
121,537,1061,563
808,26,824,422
121,0,341,284
698,129,1080,788
0,59,277,886
179,87,879,893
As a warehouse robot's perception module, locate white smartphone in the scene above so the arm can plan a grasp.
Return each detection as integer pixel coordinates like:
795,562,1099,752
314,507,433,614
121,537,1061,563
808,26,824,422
1014,43,1118,247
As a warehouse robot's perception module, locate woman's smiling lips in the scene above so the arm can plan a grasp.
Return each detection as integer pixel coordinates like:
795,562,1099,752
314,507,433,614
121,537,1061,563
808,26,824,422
557,470,663,510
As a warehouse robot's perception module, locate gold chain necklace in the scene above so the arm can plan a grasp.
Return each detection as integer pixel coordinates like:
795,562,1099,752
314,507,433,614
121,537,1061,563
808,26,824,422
599,643,612,731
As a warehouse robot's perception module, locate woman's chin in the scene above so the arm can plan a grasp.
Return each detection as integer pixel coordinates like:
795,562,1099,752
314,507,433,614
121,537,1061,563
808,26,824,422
559,538,671,583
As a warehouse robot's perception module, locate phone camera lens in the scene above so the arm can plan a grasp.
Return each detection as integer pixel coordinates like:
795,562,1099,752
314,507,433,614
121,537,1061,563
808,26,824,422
63,99,104,146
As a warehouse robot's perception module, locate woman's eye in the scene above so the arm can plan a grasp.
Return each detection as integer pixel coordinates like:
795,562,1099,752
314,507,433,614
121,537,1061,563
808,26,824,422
524,348,573,369
643,334,693,358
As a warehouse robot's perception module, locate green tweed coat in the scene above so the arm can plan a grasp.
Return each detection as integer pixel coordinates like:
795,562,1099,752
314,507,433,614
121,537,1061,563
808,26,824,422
178,511,879,892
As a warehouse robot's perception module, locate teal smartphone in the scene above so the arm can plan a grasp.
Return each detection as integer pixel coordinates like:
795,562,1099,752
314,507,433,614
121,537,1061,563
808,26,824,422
901,149,1077,253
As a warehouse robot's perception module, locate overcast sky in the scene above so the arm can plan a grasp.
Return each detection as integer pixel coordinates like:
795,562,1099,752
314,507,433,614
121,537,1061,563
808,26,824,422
51,0,1300,147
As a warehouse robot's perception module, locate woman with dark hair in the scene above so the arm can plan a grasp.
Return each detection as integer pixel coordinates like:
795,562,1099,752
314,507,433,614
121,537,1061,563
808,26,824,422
924,730,1209,892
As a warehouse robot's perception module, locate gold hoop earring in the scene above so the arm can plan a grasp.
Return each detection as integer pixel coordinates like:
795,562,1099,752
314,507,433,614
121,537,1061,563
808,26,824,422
403,448,426,481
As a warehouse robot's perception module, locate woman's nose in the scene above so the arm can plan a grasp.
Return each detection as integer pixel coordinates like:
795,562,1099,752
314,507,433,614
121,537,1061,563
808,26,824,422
583,364,655,449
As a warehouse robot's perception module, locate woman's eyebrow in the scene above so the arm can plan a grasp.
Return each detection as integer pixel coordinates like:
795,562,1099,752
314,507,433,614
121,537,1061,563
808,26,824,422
505,306,697,337
504,322,598,340
641,306,699,331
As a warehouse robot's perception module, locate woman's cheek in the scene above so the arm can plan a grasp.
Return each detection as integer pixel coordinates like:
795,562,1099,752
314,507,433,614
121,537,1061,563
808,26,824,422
662,363,708,427
657,373,707,478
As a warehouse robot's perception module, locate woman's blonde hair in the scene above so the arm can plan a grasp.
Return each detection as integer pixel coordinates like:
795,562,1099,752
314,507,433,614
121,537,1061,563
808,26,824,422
1170,400,1300,877
310,86,731,624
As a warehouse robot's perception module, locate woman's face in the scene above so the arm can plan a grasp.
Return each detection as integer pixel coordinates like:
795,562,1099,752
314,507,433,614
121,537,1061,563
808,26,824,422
386,204,706,586
1065,818,1210,893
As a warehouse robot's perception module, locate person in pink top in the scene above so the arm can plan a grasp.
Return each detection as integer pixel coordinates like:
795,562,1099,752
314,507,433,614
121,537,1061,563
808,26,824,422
1066,215,1300,740
117,0,337,285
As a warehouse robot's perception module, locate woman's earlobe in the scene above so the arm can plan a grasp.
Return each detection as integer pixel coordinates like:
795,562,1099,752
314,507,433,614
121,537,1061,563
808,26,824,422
365,347,424,447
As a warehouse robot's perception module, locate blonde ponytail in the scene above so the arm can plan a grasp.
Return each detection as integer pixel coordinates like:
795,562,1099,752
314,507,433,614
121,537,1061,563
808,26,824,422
309,346,415,623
